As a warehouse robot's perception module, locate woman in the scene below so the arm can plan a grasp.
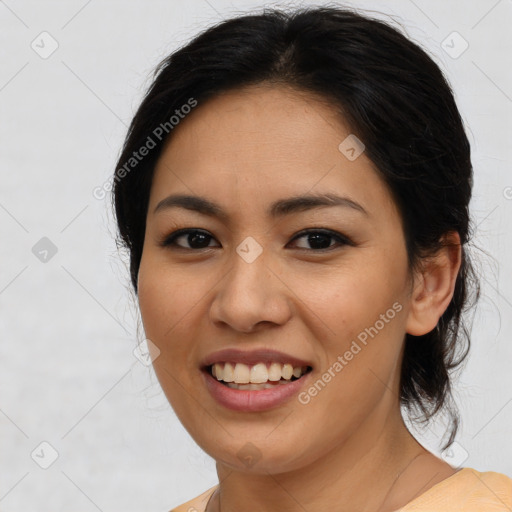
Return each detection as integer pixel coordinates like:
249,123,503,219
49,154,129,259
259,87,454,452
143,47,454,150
111,6,512,512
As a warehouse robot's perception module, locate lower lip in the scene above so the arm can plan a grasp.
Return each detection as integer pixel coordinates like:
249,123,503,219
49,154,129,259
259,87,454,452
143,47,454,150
202,370,311,412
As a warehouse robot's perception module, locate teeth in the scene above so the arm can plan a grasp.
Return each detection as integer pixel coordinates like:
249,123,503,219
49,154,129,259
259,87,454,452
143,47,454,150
223,362,235,382
233,362,250,384
226,381,291,390
268,362,282,381
210,361,309,384
250,363,268,383
282,363,293,380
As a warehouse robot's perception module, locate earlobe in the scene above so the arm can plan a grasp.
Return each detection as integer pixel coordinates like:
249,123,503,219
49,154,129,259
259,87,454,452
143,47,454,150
405,231,462,337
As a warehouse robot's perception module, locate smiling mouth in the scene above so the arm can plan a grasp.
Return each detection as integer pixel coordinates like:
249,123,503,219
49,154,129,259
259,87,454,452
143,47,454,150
206,361,313,390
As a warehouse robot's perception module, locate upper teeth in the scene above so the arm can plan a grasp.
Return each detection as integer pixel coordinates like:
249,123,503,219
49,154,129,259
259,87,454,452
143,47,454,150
211,362,308,384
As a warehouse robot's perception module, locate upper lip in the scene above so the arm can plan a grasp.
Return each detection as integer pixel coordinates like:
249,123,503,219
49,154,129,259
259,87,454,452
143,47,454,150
201,348,313,369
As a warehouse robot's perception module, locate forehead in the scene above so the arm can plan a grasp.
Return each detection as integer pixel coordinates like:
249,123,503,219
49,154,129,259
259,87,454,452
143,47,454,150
164,84,345,158
149,84,398,223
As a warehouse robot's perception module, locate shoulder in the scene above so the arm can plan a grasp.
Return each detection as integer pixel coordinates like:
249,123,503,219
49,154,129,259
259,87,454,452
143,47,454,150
170,485,218,512
400,467,512,511
461,468,512,509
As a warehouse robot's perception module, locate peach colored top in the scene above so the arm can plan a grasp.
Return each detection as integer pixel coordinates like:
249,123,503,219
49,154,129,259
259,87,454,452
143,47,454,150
170,468,512,512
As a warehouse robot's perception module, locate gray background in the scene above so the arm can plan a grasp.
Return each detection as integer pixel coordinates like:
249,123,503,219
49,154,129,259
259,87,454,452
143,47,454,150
1,0,511,510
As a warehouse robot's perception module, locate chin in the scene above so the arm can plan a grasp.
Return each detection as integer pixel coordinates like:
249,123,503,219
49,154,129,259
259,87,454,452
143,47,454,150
190,429,317,475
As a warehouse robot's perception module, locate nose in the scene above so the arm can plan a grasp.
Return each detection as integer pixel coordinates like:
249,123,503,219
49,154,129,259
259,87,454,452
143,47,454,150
209,248,293,333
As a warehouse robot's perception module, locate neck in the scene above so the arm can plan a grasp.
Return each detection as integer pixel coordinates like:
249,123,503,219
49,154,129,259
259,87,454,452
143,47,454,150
209,402,441,512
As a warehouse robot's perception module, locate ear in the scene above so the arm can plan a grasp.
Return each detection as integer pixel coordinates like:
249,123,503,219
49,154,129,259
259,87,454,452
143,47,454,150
405,231,462,336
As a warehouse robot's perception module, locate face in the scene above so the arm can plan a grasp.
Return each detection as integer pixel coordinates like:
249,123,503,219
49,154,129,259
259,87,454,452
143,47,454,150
137,84,416,474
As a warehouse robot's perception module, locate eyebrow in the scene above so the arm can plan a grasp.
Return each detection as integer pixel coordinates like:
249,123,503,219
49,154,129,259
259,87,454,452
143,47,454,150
153,192,369,220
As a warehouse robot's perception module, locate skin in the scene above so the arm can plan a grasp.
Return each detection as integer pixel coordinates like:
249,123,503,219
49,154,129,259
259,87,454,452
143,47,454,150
137,84,462,512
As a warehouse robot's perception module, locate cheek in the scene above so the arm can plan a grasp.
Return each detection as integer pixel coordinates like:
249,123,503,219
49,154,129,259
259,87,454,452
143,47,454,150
300,262,404,342
301,257,408,398
137,261,202,416
137,258,196,372
138,256,196,336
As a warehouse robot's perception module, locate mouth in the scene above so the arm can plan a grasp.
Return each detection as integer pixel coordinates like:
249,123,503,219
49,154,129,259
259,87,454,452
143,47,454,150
200,348,314,411
203,361,313,391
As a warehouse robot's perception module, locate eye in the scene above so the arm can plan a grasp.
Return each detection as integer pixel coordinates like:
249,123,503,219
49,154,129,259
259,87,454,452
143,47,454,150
159,228,353,252
288,228,353,251
159,229,218,250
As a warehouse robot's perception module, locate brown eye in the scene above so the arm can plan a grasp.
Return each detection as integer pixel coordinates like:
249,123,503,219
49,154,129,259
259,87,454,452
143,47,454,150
160,229,218,250
159,228,353,252
288,229,353,251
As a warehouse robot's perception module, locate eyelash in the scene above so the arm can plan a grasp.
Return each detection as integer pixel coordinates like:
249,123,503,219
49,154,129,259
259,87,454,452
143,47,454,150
158,228,354,252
